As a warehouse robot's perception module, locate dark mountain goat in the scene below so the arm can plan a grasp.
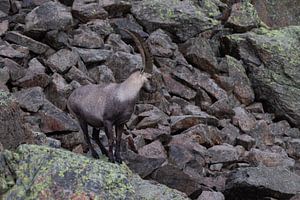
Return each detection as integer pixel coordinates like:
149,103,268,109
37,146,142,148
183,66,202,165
67,29,154,163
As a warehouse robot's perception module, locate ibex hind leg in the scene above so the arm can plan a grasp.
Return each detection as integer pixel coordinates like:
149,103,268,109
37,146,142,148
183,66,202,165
92,127,109,157
79,119,99,159
115,124,124,164
104,121,115,163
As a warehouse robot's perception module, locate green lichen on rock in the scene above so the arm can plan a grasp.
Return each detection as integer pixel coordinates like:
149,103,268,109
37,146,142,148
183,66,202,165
1,145,188,200
0,90,11,106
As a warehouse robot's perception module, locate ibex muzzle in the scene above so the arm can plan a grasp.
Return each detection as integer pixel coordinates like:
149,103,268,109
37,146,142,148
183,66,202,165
67,29,154,163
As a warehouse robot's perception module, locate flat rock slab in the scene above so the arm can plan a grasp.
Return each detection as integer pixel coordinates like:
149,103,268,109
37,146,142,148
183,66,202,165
5,31,51,54
13,87,45,112
1,145,188,199
225,166,300,200
47,49,79,73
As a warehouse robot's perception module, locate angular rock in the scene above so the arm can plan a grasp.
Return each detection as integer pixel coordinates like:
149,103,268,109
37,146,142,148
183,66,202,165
25,1,73,32
147,29,177,58
64,66,93,85
74,47,112,64
45,73,73,110
0,0,10,14
224,26,300,128
86,19,113,38
122,150,165,178
72,0,108,22
132,0,219,42
170,124,221,148
168,145,194,169
225,1,261,32
151,164,202,196
0,90,32,150
106,51,142,82
88,65,115,83
1,145,188,199
71,27,104,48
207,98,235,119
0,20,8,36
180,36,218,73
197,191,225,200
5,31,51,54
136,108,168,129
47,49,79,73
252,0,300,27
106,33,131,53
32,131,61,148
0,45,27,59
1,58,25,82
131,128,170,142
38,100,79,133
220,123,240,145
248,120,275,147
245,102,264,113
173,66,228,101
170,114,219,134
163,74,196,100
13,58,50,88
13,87,45,112
207,144,240,164
269,120,291,137
138,140,167,160
51,131,84,150
236,134,255,151
225,166,300,200
182,105,202,115
287,138,300,159
100,0,131,16
0,67,9,84
45,30,69,50
232,107,256,132
247,148,295,169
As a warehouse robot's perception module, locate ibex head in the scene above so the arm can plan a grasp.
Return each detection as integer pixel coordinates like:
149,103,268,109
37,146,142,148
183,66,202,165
121,29,156,93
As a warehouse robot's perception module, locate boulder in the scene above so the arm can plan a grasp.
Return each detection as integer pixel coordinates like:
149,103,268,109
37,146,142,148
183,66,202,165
207,144,240,164
232,107,256,132
0,90,32,150
0,145,188,199
5,31,51,54
72,0,108,22
13,87,45,112
0,45,28,59
25,1,73,32
47,49,80,73
64,66,94,85
138,140,167,160
71,27,104,49
0,0,10,14
74,47,112,64
131,0,219,41
86,19,113,38
197,191,225,200
223,26,300,128
88,65,115,84
225,166,300,200
106,33,131,53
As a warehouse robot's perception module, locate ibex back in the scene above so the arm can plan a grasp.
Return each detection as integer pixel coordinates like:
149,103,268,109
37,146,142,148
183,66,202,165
67,29,154,163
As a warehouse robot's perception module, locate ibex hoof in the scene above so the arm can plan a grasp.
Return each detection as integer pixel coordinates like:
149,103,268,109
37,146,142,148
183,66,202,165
92,152,100,159
115,157,123,164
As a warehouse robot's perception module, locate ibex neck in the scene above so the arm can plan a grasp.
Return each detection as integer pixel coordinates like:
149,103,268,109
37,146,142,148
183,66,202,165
116,75,143,102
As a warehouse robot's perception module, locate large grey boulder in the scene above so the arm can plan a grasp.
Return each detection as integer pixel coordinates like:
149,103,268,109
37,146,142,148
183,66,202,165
0,145,188,199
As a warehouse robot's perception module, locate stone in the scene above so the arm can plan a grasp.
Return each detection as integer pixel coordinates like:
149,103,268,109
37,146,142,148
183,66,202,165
168,145,195,169
151,164,202,196
0,67,9,84
105,51,141,82
252,0,300,27
0,90,32,150
269,120,291,137
0,20,8,36
224,26,300,128
1,58,25,82
207,98,235,119
180,36,218,74
88,65,115,83
245,102,264,113
225,166,300,200
122,150,165,178
72,0,108,22
38,100,79,133
0,0,10,14
225,56,255,105
13,58,50,88
287,139,300,159
131,0,219,42
106,33,131,53
52,131,84,150
47,49,79,73
247,148,295,169
131,128,170,142
173,66,228,101
25,1,73,32
182,105,202,115
162,74,196,100
136,108,168,129
170,114,219,134
147,29,177,58
220,123,240,145
64,66,93,85
207,144,240,164
5,31,51,54
197,191,225,200
225,1,261,32
86,19,113,38
45,30,69,50
32,131,61,148
45,73,73,110
100,0,131,17
13,87,45,112
74,47,112,64
71,27,104,49
138,140,167,160
236,134,255,151
1,145,188,199
170,124,222,148
248,120,275,147
232,107,256,132
0,45,27,59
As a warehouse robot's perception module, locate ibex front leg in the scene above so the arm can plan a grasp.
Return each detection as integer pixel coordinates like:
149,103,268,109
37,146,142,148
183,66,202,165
79,119,99,159
115,124,124,163
104,121,114,162
92,127,108,157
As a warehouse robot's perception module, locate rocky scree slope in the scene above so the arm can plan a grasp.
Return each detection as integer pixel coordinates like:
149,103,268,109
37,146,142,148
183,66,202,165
0,0,300,199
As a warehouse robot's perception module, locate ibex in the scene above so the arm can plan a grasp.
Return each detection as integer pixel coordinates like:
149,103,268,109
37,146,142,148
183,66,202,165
67,29,154,163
